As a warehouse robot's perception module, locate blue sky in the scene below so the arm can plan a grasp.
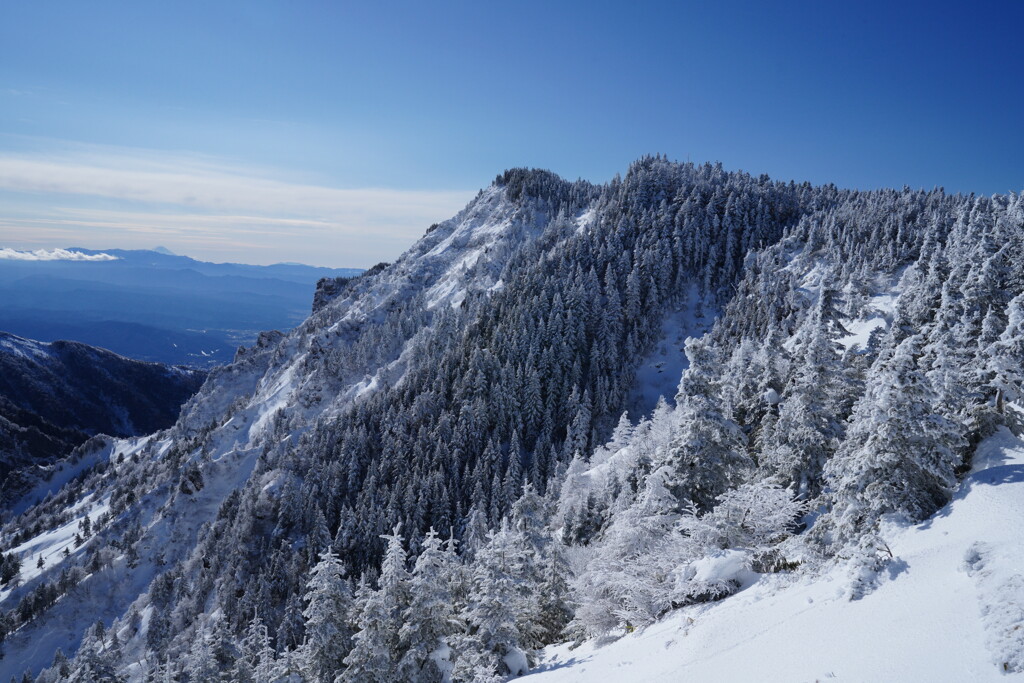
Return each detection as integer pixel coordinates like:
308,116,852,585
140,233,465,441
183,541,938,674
1,1,1021,267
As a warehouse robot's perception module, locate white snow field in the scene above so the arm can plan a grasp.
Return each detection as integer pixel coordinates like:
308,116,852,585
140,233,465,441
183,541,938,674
528,427,1024,682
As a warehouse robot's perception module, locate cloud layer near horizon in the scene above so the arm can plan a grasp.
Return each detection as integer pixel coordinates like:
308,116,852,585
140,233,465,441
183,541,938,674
0,247,118,261
0,144,474,267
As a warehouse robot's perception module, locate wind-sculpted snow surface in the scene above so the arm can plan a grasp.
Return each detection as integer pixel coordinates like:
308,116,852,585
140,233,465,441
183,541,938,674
1,159,1021,682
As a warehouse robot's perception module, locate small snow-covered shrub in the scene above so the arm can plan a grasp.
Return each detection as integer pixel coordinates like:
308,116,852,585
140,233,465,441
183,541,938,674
749,547,800,573
843,533,892,600
566,478,808,636
677,480,805,553
671,549,751,605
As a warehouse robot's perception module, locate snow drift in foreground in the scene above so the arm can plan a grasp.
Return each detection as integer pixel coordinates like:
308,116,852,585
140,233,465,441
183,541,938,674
529,427,1024,682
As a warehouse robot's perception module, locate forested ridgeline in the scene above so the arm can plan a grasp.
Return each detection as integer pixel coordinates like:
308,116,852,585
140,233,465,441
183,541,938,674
3,159,1022,681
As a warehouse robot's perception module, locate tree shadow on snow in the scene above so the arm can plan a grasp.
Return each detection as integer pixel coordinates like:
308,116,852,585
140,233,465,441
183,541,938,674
885,556,909,581
526,655,590,676
969,464,1024,487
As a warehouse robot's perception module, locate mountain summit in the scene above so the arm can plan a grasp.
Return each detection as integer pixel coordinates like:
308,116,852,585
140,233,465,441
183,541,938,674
1,158,1021,681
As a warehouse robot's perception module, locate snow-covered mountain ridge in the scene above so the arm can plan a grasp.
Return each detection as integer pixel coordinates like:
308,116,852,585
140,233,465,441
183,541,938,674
0,171,596,679
0,331,205,509
0,159,1021,682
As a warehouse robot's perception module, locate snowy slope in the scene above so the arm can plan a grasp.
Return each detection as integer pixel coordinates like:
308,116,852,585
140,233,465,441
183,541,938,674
530,428,1024,682
0,180,581,680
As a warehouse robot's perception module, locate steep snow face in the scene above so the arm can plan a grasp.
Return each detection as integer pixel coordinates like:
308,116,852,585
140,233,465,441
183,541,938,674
275,184,559,421
9,436,140,517
0,182,574,679
530,428,1024,682
416,184,549,310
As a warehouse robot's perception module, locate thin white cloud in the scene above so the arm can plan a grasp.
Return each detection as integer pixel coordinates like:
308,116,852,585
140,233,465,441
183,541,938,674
0,143,475,266
0,155,469,220
0,247,118,261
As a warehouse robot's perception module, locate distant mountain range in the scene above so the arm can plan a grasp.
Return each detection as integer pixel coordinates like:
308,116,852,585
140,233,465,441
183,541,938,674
0,248,362,366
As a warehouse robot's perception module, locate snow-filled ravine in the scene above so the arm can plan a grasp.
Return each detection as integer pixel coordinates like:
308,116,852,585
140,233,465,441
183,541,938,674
629,282,716,416
527,427,1024,682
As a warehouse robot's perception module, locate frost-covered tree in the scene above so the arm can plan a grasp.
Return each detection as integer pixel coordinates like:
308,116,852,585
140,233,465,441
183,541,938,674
449,641,505,683
398,529,459,682
67,623,124,682
986,292,1024,411
510,485,571,646
761,310,850,498
566,467,684,636
679,480,806,552
277,592,306,654
825,336,966,538
453,523,531,679
664,337,751,511
461,505,490,560
233,613,276,683
182,623,220,682
340,528,410,683
300,548,353,683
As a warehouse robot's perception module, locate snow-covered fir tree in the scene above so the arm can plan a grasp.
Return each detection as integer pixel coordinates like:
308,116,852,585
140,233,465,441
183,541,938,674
662,337,751,511
397,529,459,682
825,335,967,538
299,548,353,683
339,528,410,683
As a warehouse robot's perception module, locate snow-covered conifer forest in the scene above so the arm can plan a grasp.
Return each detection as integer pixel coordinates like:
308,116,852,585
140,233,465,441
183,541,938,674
1,157,1022,681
